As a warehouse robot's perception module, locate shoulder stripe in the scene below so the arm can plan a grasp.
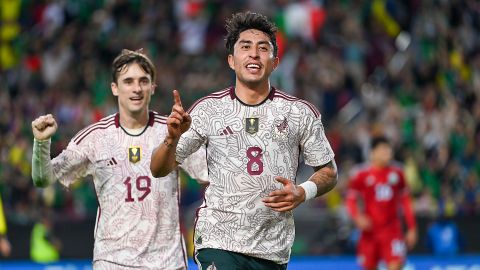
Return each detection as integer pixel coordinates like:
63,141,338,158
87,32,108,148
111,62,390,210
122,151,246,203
187,89,230,114
74,121,116,145
154,115,168,120
154,114,167,125
154,119,167,124
274,91,320,118
72,115,116,142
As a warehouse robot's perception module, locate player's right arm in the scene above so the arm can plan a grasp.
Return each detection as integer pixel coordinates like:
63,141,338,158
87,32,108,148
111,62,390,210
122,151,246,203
31,114,58,187
150,90,192,177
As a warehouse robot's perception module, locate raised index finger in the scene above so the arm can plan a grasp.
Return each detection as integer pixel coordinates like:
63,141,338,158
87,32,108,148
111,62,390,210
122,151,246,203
173,90,183,108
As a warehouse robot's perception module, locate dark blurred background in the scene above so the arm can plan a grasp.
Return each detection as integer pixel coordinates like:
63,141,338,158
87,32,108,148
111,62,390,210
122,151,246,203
1,0,479,260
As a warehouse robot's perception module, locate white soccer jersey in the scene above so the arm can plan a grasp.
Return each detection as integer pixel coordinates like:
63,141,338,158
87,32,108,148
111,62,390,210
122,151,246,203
176,87,334,264
51,111,207,269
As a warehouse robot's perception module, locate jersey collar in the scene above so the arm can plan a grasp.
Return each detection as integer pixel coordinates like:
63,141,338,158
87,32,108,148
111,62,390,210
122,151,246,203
229,86,276,105
114,111,155,128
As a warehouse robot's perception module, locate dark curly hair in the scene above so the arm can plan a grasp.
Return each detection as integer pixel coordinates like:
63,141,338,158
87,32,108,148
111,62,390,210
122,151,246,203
371,136,390,150
111,49,156,84
225,11,278,57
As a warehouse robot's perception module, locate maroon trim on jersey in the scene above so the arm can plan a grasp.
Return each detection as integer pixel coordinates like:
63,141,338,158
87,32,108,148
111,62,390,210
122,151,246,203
187,88,231,114
153,111,167,124
114,113,120,128
72,115,116,143
192,188,209,256
228,86,276,101
73,118,116,145
175,172,188,269
75,121,116,145
274,90,321,118
229,86,275,107
268,86,276,100
148,111,155,126
228,86,235,99
92,182,102,239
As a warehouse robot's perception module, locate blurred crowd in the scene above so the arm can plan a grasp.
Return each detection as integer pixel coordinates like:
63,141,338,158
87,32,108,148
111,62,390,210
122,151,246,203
1,0,480,256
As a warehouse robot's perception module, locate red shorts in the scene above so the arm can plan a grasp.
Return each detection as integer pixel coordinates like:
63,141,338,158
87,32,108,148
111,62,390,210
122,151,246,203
357,230,406,269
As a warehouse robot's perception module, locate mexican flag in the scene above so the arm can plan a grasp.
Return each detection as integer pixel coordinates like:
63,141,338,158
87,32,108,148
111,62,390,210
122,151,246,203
275,0,326,52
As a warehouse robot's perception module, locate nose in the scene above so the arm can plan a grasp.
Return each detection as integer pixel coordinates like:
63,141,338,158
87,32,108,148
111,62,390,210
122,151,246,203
249,46,260,59
133,81,142,92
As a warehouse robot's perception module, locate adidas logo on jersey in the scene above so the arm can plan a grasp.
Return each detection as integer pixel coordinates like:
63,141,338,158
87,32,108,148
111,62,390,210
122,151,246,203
106,157,117,166
219,126,234,136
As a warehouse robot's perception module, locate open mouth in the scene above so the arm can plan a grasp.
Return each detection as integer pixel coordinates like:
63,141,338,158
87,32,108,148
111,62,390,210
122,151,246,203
130,97,143,102
246,63,261,73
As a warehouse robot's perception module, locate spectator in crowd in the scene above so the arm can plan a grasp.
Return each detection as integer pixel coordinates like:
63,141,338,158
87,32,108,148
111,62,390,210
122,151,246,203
30,210,62,263
0,194,11,257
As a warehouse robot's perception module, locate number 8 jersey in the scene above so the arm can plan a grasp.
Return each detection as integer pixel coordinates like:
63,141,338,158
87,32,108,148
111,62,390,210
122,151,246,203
176,87,335,264
50,111,207,269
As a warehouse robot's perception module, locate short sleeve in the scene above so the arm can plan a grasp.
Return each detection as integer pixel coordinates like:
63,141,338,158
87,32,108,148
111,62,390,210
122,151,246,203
179,145,208,184
300,113,334,167
176,107,208,164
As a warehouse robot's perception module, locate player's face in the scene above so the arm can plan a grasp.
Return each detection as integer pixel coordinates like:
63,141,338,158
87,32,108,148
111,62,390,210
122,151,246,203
371,143,393,167
228,29,279,88
111,63,155,115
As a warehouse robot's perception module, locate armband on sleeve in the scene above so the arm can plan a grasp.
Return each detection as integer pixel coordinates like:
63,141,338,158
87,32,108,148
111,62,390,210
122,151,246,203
31,138,56,187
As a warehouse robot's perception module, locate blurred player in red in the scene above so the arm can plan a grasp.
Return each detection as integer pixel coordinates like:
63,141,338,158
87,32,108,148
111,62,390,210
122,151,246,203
346,136,417,270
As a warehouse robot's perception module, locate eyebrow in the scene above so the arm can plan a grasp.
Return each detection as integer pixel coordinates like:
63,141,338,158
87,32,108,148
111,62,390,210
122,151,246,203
122,76,150,81
238,40,271,46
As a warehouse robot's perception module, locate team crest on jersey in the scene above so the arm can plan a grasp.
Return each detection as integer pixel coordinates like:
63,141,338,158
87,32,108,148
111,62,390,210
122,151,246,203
245,117,259,134
128,146,141,163
272,117,289,140
388,172,399,185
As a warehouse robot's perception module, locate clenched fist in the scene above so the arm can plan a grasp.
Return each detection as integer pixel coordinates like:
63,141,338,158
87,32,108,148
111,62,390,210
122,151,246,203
31,114,58,140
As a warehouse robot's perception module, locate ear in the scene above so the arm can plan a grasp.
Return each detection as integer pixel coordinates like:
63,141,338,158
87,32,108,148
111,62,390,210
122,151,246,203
272,56,280,70
111,82,119,96
151,84,156,95
227,54,235,70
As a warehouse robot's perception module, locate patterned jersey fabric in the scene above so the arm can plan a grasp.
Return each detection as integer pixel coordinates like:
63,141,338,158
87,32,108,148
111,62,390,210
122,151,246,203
51,111,207,269
176,87,334,264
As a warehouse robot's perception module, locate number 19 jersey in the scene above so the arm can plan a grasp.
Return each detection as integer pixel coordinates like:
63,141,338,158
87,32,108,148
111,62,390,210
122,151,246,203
176,87,335,264
51,111,207,269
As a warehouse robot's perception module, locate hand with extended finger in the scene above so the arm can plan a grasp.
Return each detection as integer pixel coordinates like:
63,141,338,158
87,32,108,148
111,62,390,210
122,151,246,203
167,90,192,141
262,177,305,212
31,114,58,141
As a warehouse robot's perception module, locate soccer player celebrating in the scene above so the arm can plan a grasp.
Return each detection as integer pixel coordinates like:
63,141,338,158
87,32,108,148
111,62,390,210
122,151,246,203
31,49,207,269
346,136,417,270
151,11,338,270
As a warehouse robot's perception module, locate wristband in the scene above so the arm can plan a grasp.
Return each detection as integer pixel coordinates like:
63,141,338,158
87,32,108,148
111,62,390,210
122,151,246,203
163,139,174,148
299,181,317,201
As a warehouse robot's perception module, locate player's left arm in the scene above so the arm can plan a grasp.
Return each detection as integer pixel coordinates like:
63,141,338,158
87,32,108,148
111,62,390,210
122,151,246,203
304,160,338,198
263,160,337,212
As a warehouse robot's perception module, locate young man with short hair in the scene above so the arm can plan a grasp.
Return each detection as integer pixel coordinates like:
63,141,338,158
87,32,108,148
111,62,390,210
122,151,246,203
151,12,337,269
31,49,207,269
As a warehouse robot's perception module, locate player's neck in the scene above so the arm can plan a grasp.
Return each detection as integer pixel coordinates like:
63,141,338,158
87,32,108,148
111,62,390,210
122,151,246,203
234,81,271,105
371,162,388,169
119,109,149,129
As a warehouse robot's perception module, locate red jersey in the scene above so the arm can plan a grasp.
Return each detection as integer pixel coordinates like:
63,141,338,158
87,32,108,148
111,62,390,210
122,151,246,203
346,164,416,233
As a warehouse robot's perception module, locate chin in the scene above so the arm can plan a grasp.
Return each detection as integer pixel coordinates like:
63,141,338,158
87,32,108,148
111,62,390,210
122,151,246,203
129,106,146,114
